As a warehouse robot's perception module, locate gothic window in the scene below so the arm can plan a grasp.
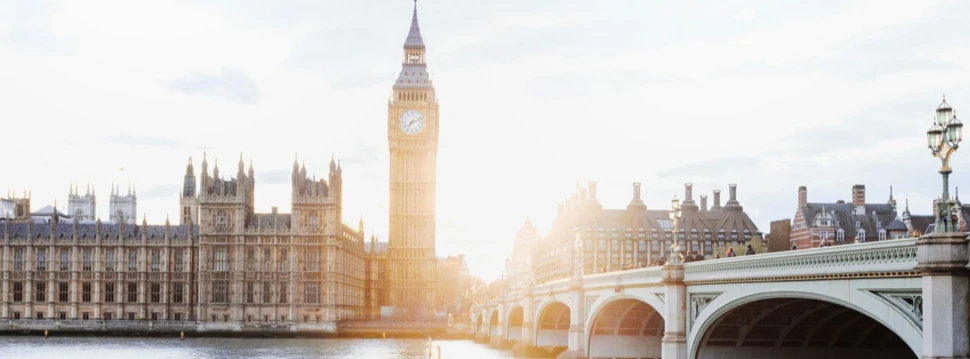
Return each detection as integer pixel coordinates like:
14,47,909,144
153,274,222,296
173,249,184,273
35,282,46,302
245,282,255,303
309,213,319,230
279,283,288,303
150,249,160,272
13,248,24,271
304,283,320,304
245,248,256,271
60,249,70,271
173,283,184,303
82,282,92,302
278,248,289,272
83,249,92,271
59,282,69,302
36,249,46,271
214,248,229,271
128,249,138,272
262,282,271,303
212,281,228,303
263,249,271,271
105,283,115,303
127,282,138,303
12,282,23,302
104,249,115,271
304,248,321,272
150,282,161,303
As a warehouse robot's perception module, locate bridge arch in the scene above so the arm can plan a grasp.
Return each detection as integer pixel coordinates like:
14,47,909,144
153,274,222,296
585,295,665,358
475,312,484,335
690,290,920,359
534,299,570,349
487,310,499,338
505,305,524,341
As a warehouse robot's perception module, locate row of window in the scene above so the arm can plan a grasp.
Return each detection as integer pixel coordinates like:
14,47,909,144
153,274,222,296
9,282,186,304
8,248,186,272
9,311,187,321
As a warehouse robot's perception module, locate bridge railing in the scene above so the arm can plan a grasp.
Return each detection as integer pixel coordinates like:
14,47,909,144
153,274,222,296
683,237,918,283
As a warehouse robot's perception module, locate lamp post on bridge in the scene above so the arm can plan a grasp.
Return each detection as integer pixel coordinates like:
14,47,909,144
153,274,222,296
662,195,687,358
917,94,970,359
926,95,963,233
668,196,683,264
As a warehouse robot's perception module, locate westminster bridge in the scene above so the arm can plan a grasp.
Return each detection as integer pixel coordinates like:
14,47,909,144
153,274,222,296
469,232,970,359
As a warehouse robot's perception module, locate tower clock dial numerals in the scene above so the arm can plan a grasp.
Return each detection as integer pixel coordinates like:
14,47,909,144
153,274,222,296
399,109,426,135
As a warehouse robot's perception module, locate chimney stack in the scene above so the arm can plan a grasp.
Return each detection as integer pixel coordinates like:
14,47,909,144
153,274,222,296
588,182,597,201
798,186,807,208
700,195,708,211
712,190,722,210
852,184,866,207
627,182,647,211
729,184,738,202
685,183,693,200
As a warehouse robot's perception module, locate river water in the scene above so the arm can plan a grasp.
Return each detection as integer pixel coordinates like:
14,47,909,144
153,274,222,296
0,337,516,359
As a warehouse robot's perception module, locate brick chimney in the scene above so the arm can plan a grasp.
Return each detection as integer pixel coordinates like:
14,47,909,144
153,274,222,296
700,195,708,211
798,186,807,208
712,190,722,210
852,184,866,207
685,183,693,200
627,182,647,211
729,184,738,202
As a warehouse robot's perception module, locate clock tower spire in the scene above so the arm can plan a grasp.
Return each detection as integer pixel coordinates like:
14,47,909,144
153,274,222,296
387,0,439,316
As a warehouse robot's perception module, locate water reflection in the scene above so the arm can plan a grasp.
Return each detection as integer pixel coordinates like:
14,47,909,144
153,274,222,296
0,337,515,359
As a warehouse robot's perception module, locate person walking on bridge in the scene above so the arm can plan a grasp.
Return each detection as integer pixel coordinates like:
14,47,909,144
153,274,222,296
744,244,755,255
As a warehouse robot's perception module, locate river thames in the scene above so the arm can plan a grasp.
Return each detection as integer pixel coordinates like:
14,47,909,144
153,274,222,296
0,337,518,358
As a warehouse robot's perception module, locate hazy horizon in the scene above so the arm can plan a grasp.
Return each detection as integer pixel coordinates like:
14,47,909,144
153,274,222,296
2,0,970,281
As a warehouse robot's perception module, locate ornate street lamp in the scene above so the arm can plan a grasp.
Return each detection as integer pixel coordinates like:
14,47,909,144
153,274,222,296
927,95,964,233
573,232,584,277
668,196,683,264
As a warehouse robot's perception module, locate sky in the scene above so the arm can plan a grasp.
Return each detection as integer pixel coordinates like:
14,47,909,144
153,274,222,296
2,0,970,282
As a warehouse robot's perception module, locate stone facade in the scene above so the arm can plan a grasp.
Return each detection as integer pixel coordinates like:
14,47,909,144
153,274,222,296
0,154,385,330
67,185,96,222
532,182,762,284
108,184,137,225
504,219,539,293
790,185,929,249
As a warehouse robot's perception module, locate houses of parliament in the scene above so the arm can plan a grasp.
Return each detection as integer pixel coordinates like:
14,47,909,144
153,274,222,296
0,2,441,330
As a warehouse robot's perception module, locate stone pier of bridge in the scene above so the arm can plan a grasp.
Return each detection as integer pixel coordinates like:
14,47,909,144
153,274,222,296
469,232,970,359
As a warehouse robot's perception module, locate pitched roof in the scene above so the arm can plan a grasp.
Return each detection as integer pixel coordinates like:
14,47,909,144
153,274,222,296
801,202,896,238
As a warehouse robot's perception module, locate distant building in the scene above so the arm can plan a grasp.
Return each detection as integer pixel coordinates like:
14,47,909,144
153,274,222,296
505,219,539,292
0,198,14,219
790,185,928,249
67,184,97,222
108,184,136,224
532,182,762,284
765,219,792,252
0,193,30,220
365,237,389,320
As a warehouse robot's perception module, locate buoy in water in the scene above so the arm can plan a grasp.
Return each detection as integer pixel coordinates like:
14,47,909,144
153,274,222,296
382,332,386,340
180,331,184,340
44,330,48,338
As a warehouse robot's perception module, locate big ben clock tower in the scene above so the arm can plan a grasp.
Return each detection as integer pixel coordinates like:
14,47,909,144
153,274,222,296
387,1,438,314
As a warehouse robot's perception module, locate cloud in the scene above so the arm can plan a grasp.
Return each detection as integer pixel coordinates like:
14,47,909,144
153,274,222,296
340,145,382,167
733,9,757,21
657,157,762,178
0,0,77,55
103,134,180,148
168,68,260,105
257,169,291,185
138,184,180,199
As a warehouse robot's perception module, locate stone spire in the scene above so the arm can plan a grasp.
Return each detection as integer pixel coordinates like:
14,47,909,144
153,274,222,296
404,0,425,49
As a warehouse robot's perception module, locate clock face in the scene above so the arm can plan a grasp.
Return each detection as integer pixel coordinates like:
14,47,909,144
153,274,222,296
399,109,426,135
